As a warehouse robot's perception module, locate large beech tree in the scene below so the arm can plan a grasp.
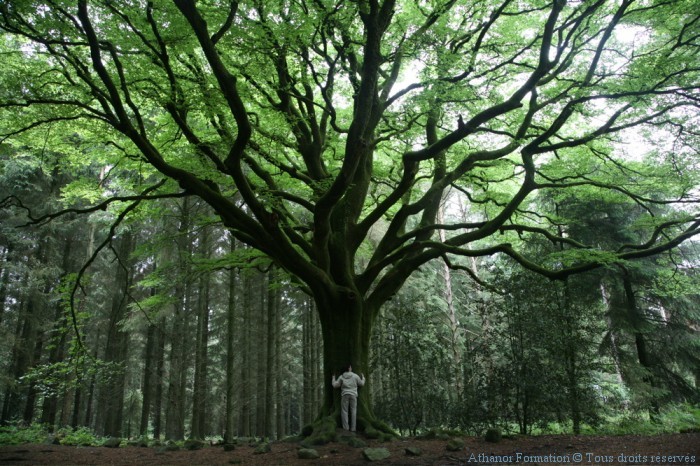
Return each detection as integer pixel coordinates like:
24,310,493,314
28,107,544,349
1,0,699,432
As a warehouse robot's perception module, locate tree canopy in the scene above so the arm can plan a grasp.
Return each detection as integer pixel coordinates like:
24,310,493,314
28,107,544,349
1,0,699,431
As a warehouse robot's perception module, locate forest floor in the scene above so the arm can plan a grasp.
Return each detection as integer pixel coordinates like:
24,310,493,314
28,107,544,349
1,431,699,465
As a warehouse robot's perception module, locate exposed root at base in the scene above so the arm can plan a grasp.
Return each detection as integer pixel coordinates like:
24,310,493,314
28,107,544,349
300,416,337,446
361,418,396,441
300,415,396,446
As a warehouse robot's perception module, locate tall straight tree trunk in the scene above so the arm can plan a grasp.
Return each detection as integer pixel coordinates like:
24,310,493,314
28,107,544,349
255,271,267,437
302,297,314,426
177,278,193,438
1,234,51,423
139,322,156,437
165,198,192,441
140,281,161,438
191,225,211,439
559,281,582,435
22,281,54,423
82,338,100,429
238,269,252,436
224,237,237,443
303,297,322,425
0,246,10,327
152,318,166,440
275,284,285,439
312,299,322,421
600,282,625,387
22,332,45,423
85,381,96,429
40,302,68,429
438,207,462,402
70,386,82,428
40,237,74,429
265,266,278,439
67,214,98,431
1,278,37,422
165,291,187,440
622,270,660,418
98,231,134,437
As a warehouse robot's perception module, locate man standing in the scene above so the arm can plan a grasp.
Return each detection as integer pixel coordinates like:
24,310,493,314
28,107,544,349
332,364,365,432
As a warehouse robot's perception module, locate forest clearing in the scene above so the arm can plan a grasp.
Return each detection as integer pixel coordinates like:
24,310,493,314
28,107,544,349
1,0,700,458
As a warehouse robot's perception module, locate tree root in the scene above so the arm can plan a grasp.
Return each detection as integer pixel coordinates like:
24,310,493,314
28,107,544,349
300,416,337,446
301,414,397,446
360,417,396,441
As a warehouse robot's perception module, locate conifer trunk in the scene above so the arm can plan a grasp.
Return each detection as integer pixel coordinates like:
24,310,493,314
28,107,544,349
255,273,267,436
191,226,211,439
264,267,278,438
224,239,237,443
275,290,285,438
238,269,253,436
622,271,660,418
0,246,10,328
165,199,192,441
139,322,156,437
152,319,166,439
98,231,133,437
303,299,316,425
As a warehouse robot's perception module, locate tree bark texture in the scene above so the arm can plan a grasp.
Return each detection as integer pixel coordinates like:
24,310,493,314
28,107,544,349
191,225,211,439
224,238,237,444
97,231,134,437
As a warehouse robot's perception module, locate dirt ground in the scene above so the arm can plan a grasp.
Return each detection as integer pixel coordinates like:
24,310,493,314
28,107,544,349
1,432,699,465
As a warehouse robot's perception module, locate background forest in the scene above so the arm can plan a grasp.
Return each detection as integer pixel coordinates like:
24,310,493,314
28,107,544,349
1,150,699,441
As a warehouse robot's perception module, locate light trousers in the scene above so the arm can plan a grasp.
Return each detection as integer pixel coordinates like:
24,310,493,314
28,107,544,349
341,394,357,431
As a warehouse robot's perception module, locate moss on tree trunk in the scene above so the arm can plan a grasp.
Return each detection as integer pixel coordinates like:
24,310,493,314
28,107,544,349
302,289,395,442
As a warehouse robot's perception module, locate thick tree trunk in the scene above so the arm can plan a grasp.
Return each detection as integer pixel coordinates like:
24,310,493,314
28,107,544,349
313,289,385,435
